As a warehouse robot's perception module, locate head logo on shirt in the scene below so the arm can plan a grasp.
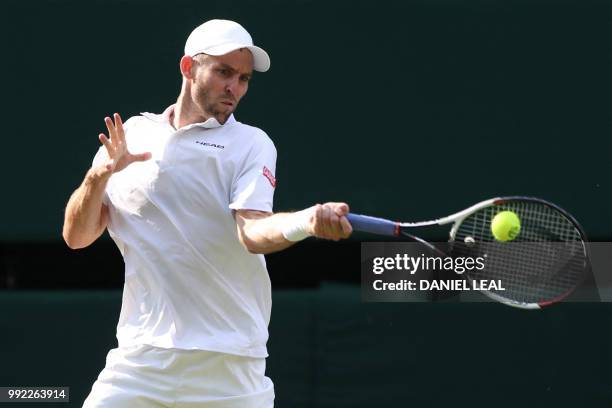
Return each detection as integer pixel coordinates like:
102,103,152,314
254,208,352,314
196,140,225,149
263,166,276,188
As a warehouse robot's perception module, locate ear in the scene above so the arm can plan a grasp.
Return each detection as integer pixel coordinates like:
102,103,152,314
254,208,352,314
179,55,195,79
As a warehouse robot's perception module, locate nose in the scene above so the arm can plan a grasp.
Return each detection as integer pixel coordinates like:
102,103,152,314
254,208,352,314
225,78,239,98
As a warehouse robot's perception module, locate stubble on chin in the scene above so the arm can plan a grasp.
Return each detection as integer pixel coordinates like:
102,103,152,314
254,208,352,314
193,89,231,124
206,103,234,124
209,109,230,124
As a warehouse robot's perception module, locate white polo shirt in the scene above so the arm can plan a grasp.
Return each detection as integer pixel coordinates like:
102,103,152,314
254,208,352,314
92,105,277,358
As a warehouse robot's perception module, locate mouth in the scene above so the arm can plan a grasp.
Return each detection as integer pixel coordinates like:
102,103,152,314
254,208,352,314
220,101,235,108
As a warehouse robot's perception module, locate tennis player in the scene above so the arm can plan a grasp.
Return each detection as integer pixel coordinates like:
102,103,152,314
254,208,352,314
62,19,351,407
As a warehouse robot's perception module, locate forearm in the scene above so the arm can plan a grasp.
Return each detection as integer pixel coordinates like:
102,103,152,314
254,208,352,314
62,167,110,249
236,211,306,255
235,203,352,255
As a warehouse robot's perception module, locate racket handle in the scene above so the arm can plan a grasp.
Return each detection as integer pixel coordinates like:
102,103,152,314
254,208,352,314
347,213,400,237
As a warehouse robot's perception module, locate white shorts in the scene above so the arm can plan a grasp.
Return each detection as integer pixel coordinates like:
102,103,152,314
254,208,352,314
82,345,274,408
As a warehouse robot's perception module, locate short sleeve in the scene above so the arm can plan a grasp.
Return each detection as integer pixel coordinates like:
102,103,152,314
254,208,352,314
229,135,277,213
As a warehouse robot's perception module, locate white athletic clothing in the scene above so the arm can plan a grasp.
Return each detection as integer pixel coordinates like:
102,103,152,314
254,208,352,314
83,344,274,407
92,105,277,358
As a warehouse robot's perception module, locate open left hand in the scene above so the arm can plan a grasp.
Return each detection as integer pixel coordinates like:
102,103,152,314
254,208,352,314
97,113,151,175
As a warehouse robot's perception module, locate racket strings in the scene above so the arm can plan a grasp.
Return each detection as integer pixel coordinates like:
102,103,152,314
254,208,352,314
453,201,586,305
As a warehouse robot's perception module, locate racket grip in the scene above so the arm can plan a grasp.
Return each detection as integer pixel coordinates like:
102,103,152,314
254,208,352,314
347,213,400,237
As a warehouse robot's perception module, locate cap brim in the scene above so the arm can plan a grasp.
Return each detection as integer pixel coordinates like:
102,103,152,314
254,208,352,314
195,42,270,72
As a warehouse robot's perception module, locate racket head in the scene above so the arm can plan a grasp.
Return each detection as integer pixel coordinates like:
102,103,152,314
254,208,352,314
449,196,590,309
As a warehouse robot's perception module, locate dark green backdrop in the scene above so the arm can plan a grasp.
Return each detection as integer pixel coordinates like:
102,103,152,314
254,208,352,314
2,287,612,407
1,0,610,241
2,1,612,407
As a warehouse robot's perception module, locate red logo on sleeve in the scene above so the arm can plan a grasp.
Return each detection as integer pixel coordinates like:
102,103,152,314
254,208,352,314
263,166,276,188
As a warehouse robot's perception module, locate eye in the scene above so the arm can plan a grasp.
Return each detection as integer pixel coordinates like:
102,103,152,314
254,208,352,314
240,75,251,83
217,68,230,76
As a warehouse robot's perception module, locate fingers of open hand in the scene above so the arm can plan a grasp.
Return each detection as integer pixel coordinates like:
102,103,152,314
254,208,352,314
99,113,132,166
98,113,145,174
113,113,126,143
98,132,118,172
103,114,126,148
131,151,152,163
104,116,116,142
98,133,112,153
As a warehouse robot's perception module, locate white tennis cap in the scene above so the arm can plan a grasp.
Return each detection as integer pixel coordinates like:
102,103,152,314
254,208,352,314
184,19,271,72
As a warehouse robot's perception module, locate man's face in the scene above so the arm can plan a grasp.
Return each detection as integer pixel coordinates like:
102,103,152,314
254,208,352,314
189,49,254,124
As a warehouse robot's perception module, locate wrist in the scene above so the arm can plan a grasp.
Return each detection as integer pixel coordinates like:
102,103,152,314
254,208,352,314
281,207,314,242
84,166,111,186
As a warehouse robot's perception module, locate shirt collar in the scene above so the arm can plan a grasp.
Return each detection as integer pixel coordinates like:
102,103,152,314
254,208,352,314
142,104,235,130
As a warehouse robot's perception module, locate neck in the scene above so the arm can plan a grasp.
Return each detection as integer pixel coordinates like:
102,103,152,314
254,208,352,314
172,91,209,129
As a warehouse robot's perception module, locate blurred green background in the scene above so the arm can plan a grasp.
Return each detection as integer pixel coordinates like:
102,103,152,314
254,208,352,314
1,0,611,407
1,0,610,241
2,287,612,407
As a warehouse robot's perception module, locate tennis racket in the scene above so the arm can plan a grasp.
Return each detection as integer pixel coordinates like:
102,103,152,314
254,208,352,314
348,196,590,309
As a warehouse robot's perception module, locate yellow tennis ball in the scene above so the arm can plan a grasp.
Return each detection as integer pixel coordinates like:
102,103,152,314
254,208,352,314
491,211,521,242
